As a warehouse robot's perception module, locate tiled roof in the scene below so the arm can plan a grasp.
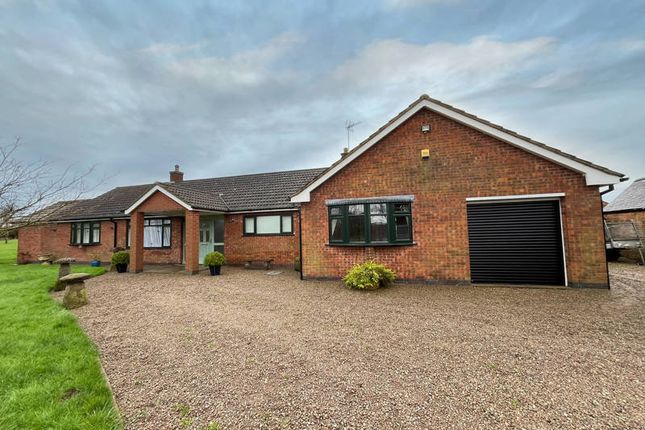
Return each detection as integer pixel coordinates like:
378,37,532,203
604,178,645,213
53,184,154,220
161,168,327,211
45,168,326,221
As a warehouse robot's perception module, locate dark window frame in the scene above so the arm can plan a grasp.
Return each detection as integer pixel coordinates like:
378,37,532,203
125,218,173,249
243,214,294,236
143,218,172,249
70,221,101,245
327,202,413,246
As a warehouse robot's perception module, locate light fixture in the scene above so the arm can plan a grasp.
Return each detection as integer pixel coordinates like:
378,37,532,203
421,124,431,133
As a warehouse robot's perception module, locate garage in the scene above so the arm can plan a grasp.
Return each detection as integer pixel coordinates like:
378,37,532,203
466,199,566,285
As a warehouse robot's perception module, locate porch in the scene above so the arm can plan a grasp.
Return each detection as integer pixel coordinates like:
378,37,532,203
125,186,225,274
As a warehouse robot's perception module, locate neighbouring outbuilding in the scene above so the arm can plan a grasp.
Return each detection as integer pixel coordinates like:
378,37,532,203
17,95,626,287
604,178,645,262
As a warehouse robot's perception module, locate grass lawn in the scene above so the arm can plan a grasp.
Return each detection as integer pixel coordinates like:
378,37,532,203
0,240,121,429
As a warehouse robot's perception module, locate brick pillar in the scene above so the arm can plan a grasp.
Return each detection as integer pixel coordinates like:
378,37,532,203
130,211,144,273
185,210,200,274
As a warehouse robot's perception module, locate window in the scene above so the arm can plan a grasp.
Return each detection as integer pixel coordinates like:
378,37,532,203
70,221,101,245
244,214,293,235
327,202,413,245
144,218,171,248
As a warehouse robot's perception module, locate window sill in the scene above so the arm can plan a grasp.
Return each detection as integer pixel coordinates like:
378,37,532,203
243,233,295,237
70,243,101,247
326,242,416,247
144,247,172,250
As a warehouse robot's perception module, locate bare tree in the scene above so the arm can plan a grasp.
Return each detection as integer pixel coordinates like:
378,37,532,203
0,138,95,241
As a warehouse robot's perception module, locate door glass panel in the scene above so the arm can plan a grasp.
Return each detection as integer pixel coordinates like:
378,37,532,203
213,218,224,242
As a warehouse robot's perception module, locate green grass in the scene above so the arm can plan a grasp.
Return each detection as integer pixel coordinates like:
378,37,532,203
0,240,121,429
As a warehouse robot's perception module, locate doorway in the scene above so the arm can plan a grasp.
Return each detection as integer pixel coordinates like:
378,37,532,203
199,215,225,264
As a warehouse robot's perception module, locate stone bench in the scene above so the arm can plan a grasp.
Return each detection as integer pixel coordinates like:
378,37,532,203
60,273,92,309
38,255,54,265
55,257,76,278
244,259,274,270
52,258,76,292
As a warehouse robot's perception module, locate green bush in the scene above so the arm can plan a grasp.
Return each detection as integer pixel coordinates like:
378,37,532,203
204,251,225,267
343,261,396,290
111,251,129,265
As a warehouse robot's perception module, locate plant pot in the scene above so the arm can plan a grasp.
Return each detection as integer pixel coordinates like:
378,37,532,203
90,260,101,267
115,263,128,273
209,265,221,276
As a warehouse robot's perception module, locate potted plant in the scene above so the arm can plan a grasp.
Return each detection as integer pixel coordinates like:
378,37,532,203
111,251,130,273
204,251,225,276
90,254,101,267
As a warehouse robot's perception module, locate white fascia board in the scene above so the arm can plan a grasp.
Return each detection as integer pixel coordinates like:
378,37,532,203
423,100,622,186
466,193,565,203
124,185,193,214
291,99,622,203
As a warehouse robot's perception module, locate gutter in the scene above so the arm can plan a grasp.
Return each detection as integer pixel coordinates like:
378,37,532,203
298,206,303,281
110,219,118,248
600,185,614,196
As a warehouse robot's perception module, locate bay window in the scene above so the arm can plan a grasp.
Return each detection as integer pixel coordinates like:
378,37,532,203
327,199,413,245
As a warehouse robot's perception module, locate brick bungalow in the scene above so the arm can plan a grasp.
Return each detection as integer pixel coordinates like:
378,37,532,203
18,95,626,287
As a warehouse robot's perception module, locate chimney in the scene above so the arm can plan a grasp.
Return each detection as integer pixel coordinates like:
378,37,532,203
169,164,184,182
340,147,349,159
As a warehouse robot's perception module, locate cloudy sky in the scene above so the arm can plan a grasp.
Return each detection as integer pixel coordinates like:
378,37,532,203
1,0,643,199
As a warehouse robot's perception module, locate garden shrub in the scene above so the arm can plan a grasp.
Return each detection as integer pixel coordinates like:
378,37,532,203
343,261,396,290
111,251,129,265
204,251,225,267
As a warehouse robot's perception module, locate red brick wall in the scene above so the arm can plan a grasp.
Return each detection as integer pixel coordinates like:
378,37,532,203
17,220,124,264
17,217,183,265
224,212,299,266
184,210,200,274
129,191,186,266
300,108,608,287
606,211,645,235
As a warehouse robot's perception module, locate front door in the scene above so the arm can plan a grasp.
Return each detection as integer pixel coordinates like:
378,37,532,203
199,215,225,264
199,219,213,264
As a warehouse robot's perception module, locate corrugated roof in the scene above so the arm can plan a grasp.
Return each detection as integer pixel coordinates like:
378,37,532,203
604,178,645,213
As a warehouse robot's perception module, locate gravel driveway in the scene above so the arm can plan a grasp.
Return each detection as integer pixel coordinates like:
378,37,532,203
72,264,645,429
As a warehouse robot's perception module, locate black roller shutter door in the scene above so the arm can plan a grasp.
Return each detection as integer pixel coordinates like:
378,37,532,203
467,200,565,285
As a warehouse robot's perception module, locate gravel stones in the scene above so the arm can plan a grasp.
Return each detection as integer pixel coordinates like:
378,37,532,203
73,264,645,429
